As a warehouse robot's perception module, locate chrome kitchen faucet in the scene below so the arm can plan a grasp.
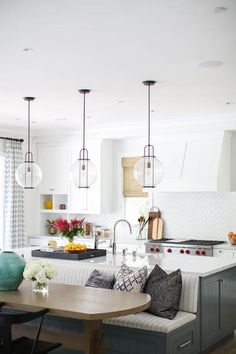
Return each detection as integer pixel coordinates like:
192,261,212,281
112,219,132,255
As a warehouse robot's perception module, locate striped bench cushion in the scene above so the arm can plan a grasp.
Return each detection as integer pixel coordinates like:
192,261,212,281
104,311,196,333
52,263,199,314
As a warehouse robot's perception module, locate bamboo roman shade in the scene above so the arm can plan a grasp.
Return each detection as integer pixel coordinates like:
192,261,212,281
122,157,148,198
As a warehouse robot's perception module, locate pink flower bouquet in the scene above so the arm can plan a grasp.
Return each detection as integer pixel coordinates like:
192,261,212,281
54,218,84,242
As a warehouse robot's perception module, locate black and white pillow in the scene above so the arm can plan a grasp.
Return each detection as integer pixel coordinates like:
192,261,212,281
113,263,147,293
144,265,182,320
85,270,115,289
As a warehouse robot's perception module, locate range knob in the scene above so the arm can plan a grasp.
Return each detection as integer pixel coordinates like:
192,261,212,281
155,248,160,253
195,250,200,255
150,247,154,252
167,248,172,253
180,249,184,254
185,249,190,254
201,250,206,256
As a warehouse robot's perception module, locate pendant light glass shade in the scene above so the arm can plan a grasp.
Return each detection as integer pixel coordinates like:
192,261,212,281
15,97,42,189
134,155,164,188
15,155,42,189
70,89,97,188
134,81,164,188
70,151,97,188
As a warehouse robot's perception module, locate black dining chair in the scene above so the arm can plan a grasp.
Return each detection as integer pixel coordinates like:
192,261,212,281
0,303,61,354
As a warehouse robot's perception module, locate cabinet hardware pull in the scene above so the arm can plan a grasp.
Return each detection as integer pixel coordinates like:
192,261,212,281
178,340,191,349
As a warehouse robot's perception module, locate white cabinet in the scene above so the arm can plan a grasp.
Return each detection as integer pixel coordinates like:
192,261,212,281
38,145,69,194
155,132,231,192
69,143,101,214
69,140,113,214
213,249,236,258
36,140,113,237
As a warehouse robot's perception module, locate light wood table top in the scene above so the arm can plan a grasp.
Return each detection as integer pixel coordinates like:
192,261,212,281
0,281,151,354
0,280,151,320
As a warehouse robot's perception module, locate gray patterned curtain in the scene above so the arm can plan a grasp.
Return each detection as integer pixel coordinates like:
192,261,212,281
4,140,25,249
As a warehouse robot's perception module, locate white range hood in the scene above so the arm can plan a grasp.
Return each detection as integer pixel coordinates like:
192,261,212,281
152,131,233,192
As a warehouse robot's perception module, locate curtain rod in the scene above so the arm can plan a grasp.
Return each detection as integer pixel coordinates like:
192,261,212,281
0,136,24,143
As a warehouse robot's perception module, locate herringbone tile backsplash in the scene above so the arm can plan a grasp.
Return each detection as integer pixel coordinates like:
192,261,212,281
152,192,236,241
76,193,236,242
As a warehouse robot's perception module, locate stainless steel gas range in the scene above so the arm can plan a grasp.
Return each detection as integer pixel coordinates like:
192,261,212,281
145,239,225,257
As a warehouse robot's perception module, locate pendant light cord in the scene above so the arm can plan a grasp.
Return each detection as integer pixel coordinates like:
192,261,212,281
147,83,151,148
82,92,86,159
142,80,156,158
79,89,90,160
28,99,31,154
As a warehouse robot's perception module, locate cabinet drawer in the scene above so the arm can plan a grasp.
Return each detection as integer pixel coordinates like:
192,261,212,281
170,330,194,354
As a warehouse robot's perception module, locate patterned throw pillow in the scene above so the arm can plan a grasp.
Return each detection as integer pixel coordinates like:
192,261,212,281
113,263,147,293
85,270,115,289
144,264,182,320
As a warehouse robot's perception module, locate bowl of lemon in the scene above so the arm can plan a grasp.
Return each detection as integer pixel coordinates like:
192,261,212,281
64,242,87,253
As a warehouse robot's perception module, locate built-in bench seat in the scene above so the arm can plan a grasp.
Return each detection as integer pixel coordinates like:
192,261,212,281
44,262,200,354
104,311,196,333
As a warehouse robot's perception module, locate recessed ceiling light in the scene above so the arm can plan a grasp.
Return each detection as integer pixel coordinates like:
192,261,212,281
55,118,68,121
226,102,234,105
23,48,33,52
214,7,227,13
198,60,223,68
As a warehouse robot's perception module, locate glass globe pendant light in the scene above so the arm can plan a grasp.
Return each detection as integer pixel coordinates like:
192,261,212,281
70,89,97,188
15,97,42,189
133,81,164,188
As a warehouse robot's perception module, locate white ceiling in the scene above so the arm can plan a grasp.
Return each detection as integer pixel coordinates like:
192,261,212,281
0,0,235,136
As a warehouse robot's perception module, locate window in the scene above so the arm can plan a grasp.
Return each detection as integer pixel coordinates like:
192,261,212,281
124,197,149,226
122,157,149,226
0,154,5,250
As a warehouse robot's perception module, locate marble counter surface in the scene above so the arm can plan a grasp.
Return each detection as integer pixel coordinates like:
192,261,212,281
213,242,236,250
14,247,236,278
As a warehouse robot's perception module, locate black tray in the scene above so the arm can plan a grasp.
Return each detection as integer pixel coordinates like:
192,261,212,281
31,248,107,260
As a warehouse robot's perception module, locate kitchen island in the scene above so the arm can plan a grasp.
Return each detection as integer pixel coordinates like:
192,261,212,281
16,246,236,277
12,247,236,353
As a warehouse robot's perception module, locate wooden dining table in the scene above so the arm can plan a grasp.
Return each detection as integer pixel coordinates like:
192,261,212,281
0,281,151,354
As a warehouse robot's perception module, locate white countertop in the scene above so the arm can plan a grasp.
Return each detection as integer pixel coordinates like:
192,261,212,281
14,247,236,278
213,242,236,250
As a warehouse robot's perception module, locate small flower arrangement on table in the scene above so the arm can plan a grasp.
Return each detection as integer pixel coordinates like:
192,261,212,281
54,217,84,243
23,261,57,293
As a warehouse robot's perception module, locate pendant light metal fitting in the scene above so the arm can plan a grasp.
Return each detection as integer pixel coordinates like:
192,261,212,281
133,79,163,188
143,80,156,160
70,88,97,188
78,89,91,94
78,89,91,162
143,80,156,86
15,96,42,189
24,97,36,163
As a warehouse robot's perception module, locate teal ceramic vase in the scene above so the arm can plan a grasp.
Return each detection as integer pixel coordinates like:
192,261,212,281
0,252,26,291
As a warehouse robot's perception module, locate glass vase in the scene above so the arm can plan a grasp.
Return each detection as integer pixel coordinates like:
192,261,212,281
136,229,147,241
136,229,143,240
32,281,48,294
